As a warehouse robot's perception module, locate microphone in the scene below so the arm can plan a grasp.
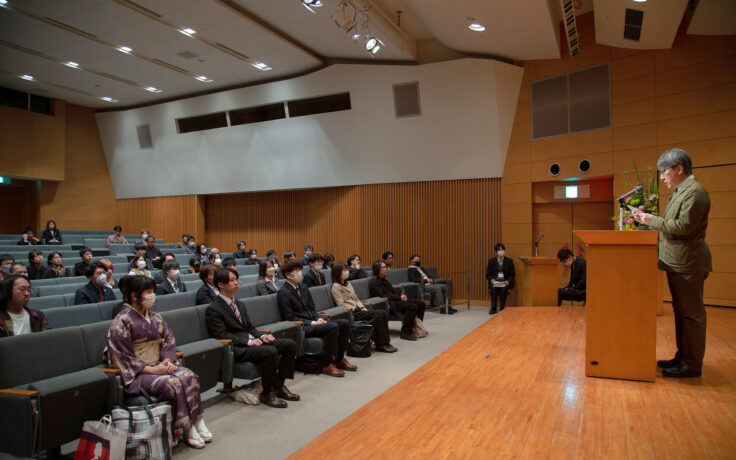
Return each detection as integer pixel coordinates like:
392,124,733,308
534,234,545,245
617,185,642,204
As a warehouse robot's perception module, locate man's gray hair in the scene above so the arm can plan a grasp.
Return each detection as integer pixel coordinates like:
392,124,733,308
657,148,692,175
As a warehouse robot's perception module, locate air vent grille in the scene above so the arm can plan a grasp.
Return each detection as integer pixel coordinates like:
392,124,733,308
624,8,644,41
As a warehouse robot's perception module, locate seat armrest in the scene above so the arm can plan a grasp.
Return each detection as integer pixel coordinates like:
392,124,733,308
291,321,303,325
0,388,39,398
217,339,232,344
176,352,183,358
318,313,329,317
257,329,271,334
101,368,121,375
343,307,353,310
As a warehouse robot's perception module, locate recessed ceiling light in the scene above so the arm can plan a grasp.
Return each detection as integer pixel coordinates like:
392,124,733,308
20,74,34,81
64,61,80,68
195,75,212,82
144,86,162,93
117,46,132,54
469,23,485,32
0,0,8,5
252,62,271,71
632,0,647,2
180,27,196,36
100,97,118,102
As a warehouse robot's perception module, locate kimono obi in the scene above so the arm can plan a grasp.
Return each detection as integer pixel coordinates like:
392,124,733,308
134,338,162,365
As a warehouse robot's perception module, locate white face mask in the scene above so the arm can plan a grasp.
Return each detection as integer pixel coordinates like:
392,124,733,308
497,250,505,257
289,271,303,283
95,273,107,286
250,254,257,259
314,264,323,271
141,293,156,309
137,260,146,269
342,270,350,280
564,259,573,267
201,248,207,255
141,234,148,240
239,244,245,250
189,241,195,247
169,269,180,279
214,258,222,265
266,267,277,276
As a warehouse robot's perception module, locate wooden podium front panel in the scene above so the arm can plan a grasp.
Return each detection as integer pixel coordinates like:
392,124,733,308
519,258,558,306
584,243,657,382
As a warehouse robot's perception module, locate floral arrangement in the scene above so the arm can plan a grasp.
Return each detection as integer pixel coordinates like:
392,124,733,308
615,163,659,231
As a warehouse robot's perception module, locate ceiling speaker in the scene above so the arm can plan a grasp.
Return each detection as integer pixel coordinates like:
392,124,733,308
549,163,561,176
578,159,591,173
393,82,421,118
137,124,152,149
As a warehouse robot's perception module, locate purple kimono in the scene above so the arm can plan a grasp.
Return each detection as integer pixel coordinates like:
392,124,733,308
106,304,202,429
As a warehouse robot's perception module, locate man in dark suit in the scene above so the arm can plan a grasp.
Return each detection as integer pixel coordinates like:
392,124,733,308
557,249,586,306
74,247,94,278
633,148,711,378
485,243,516,314
155,260,187,296
277,260,355,377
303,253,326,288
408,254,456,314
145,236,163,269
206,268,299,407
299,244,313,266
74,262,116,305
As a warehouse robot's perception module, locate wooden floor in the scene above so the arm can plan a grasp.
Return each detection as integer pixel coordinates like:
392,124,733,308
290,306,736,459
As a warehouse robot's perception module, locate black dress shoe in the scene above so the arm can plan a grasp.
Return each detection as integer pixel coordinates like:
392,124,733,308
387,344,398,352
449,306,458,313
400,333,418,341
259,391,288,408
375,344,396,353
275,386,300,401
662,363,702,378
439,307,456,315
489,309,497,315
657,357,680,369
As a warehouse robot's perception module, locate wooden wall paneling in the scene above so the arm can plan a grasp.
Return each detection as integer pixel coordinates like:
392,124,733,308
116,195,197,244
0,180,38,234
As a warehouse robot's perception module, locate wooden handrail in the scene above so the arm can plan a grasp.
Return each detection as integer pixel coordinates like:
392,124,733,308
258,329,272,334
101,368,121,375
217,339,232,344
0,388,39,398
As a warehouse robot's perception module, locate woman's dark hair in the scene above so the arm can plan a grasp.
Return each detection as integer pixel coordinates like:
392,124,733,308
331,262,347,285
323,253,335,266
0,254,14,266
123,275,156,306
196,243,207,254
258,260,273,279
266,249,276,257
371,260,385,278
347,254,360,265
284,251,295,260
247,249,257,257
130,254,146,269
113,225,122,232
0,275,30,310
199,264,217,283
47,251,63,265
21,226,33,234
28,249,44,264
382,251,393,260
494,243,506,251
117,275,133,299
208,251,220,262
213,267,238,291
189,257,200,268
45,220,57,230
281,259,303,277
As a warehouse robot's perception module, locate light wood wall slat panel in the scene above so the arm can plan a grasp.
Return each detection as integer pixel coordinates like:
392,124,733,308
116,195,198,244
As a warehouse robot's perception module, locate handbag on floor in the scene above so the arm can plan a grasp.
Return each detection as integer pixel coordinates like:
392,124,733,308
347,321,373,357
414,317,428,338
227,380,262,405
111,402,173,460
74,415,125,460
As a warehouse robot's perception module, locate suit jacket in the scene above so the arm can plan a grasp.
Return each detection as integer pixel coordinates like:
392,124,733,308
566,258,586,291
485,257,516,289
74,261,91,277
299,255,310,266
407,265,435,284
75,282,115,305
41,229,62,244
276,282,320,324
257,278,284,296
146,247,163,268
28,264,51,280
196,284,218,305
348,267,366,280
155,277,187,295
233,250,248,259
649,177,712,274
303,269,326,288
206,296,263,353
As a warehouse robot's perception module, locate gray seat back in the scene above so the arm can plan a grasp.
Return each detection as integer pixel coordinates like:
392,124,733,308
108,244,133,254
386,268,410,284
27,294,68,310
98,300,122,321
350,278,371,300
38,284,80,297
64,293,77,306
309,285,335,311
321,269,332,284
236,265,259,276
243,295,282,327
80,321,112,367
155,292,193,312
44,304,102,328
30,278,58,287
234,283,258,300
84,239,108,248
159,307,204,345
185,279,203,291
56,276,88,285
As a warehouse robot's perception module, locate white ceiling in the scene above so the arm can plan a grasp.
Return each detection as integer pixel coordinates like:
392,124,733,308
0,0,730,109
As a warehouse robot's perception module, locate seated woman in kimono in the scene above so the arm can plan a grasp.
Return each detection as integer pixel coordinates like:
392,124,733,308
106,275,213,449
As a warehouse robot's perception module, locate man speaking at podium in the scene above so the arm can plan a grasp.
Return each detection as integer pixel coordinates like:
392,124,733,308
633,149,711,378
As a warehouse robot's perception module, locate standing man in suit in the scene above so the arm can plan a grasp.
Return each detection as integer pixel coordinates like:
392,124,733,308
303,254,326,287
633,148,711,378
486,243,515,315
145,236,163,269
277,260,355,377
557,249,586,306
155,260,187,296
206,268,299,408
299,245,314,266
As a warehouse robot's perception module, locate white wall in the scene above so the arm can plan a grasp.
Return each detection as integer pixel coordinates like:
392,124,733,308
96,58,523,199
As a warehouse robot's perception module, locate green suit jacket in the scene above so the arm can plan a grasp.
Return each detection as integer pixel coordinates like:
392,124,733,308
648,176,712,274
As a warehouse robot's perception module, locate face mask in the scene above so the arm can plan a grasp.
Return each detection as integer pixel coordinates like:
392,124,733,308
239,244,245,250
305,250,312,256
1,266,10,273
16,272,28,279
189,241,195,247
201,248,207,255
342,270,350,280
95,273,107,286
137,260,146,269
497,250,505,257
289,271,303,283
250,254,257,259
413,261,421,267
266,267,277,276
142,293,156,309
214,258,222,265
142,234,148,240
49,225,55,230
564,259,573,267
314,264,323,271
169,269,180,279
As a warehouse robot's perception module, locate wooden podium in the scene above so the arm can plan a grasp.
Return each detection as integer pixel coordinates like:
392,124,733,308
575,230,658,382
518,257,558,307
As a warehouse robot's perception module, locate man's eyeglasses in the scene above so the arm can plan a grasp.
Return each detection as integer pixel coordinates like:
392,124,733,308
658,166,673,175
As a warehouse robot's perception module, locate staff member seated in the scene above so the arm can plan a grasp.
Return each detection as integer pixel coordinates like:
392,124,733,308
41,220,62,245
408,254,456,314
303,254,326,287
106,225,128,248
347,254,365,280
369,261,425,341
74,261,116,305
257,260,283,295
206,268,300,408
0,275,51,337
243,249,259,265
17,226,40,246
485,243,515,314
233,241,248,259
155,260,186,295
277,260,356,377
557,249,586,306
331,263,396,353
196,265,219,305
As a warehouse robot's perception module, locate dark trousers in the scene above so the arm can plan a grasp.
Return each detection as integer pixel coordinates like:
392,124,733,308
391,300,425,334
490,286,509,313
234,338,296,393
667,271,707,370
558,287,586,306
304,319,350,364
353,308,390,346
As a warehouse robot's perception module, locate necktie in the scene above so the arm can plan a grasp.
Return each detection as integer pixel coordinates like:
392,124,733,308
173,281,179,293
99,288,104,302
229,299,242,324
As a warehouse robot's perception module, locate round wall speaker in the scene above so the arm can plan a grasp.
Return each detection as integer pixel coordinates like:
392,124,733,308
578,159,591,174
549,163,561,176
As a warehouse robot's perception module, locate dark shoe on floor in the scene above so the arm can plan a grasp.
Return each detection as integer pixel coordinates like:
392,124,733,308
336,358,358,371
662,363,702,378
400,333,418,341
449,306,458,313
657,357,680,369
489,309,497,315
321,363,345,377
375,344,397,353
439,307,456,315
275,386,300,401
259,391,287,408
